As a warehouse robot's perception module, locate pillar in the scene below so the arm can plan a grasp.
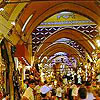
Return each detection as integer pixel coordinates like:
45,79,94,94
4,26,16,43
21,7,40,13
22,64,25,90
0,45,2,91
28,34,32,66
4,40,14,100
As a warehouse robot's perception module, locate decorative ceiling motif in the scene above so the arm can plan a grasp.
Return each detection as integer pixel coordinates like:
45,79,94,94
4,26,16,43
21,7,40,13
32,11,98,62
32,25,97,55
39,11,96,27
52,38,86,58
0,1,99,68
48,52,77,68
0,1,99,46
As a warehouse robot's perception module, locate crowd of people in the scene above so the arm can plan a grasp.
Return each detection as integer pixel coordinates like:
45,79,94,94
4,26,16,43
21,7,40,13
21,72,100,100
0,67,100,100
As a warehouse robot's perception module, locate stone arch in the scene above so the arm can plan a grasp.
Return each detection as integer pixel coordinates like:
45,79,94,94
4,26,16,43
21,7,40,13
6,2,100,45
39,43,84,63
23,2,100,41
35,28,94,58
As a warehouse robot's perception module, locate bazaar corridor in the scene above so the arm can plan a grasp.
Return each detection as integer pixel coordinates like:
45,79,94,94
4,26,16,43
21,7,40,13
0,0,100,100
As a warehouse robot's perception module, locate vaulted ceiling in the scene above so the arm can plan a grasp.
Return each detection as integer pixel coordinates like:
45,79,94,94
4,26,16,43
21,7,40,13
0,0,100,64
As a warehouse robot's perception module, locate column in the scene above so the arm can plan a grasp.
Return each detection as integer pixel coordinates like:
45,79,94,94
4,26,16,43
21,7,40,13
28,34,32,66
4,40,14,100
0,45,2,91
22,64,25,90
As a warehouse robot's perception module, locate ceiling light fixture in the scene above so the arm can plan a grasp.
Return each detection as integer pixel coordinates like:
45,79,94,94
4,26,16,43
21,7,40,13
96,36,100,48
95,26,100,48
0,8,4,11
4,0,31,4
22,14,33,32
11,21,15,26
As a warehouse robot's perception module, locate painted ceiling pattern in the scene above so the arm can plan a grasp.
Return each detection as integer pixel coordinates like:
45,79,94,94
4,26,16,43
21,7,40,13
40,11,96,27
47,38,86,59
32,25,97,55
32,12,98,59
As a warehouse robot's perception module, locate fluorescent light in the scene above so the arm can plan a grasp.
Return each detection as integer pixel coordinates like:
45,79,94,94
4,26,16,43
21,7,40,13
11,21,15,26
88,40,95,50
96,40,100,47
0,8,4,11
85,65,87,68
22,14,33,32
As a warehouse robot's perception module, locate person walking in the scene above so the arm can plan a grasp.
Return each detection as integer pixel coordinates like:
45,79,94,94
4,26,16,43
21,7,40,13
22,80,35,100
